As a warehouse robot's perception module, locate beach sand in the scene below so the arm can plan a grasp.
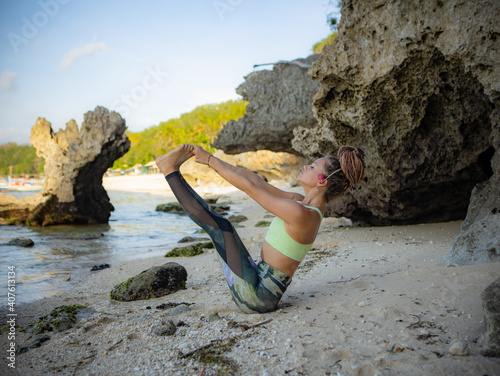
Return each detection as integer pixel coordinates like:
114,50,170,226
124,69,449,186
2,174,499,375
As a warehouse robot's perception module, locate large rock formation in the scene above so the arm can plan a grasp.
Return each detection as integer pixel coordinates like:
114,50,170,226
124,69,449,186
295,0,499,226
213,55,320,154
0,107,130,226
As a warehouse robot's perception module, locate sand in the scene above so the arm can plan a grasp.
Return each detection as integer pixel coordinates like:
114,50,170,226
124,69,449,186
2,174,499,375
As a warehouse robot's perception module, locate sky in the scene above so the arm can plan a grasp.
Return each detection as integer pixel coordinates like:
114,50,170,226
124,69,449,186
0,0,339,145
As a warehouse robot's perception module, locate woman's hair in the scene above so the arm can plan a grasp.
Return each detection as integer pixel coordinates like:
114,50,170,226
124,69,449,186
322,146,366,203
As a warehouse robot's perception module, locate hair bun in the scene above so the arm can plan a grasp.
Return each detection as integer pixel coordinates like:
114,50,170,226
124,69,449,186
337,145,366,189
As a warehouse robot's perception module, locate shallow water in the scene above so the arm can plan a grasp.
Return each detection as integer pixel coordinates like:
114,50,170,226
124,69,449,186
0,190,201,303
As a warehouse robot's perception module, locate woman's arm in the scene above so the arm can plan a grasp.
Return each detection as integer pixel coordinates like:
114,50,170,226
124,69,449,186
194,146,304,201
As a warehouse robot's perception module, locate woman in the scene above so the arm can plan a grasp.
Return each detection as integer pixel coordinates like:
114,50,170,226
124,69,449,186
156,144,365,313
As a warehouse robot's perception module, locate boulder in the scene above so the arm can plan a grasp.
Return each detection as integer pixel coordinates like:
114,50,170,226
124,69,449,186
295,0,499,225
443,151,500,265
213,55,320,154
479,279,500,357
110,262,187,302
0,107,130,226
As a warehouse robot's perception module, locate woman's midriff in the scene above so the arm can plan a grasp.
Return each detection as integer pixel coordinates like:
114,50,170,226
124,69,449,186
261,241,300,278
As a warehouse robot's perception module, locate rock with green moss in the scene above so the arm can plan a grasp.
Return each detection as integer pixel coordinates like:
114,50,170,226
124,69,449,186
228,215,248,223
156,202,185,214
26,304,90,336
165,242,214,257
110,262,187,302
255,220,271,227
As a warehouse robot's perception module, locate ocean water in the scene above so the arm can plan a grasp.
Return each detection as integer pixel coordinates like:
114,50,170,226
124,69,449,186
0,190,203,304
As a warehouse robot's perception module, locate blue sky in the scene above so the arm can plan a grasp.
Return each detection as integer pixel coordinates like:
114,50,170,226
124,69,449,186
0,0,338,145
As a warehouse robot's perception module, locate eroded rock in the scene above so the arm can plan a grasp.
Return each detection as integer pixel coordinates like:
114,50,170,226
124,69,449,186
0,107,130,226
213,55,320,154
296,0,499,225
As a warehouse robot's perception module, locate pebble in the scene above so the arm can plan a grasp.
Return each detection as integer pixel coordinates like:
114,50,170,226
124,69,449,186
449,341,469,356
357,301,370,307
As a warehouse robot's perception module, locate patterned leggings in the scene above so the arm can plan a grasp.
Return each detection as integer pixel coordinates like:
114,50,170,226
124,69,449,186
166,171,291,313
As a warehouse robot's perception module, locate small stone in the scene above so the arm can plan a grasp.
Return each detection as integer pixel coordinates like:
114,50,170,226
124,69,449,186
169,304,191,316
449,341,469,356
152,320,177,336
357,301,370,307
90,264,111,271
7,238,34,247
208,312,221,322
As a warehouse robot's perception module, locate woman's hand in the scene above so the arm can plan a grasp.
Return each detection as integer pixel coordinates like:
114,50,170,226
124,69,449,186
193,145,212,166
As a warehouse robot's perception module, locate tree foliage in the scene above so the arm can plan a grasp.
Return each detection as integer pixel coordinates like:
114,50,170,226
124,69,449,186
0,143,44,176
112,99,247,169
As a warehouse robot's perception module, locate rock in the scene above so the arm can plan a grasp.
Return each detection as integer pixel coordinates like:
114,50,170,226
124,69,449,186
479,278,500,357
110,262,187,302
0,107,130,226
152,320,177,336
228,215,248,223
27,334,51,349
6,238,34,247
91,264,111,271
165,242,213,257
297,0,499,225
448,341,469,356
156,201,230,216
208,312,221,322
213,55,320,154
255,221,271,227
169,304,192,316
443,151,500,265
26,305,90,336
156,202,185,214
178,236,197,243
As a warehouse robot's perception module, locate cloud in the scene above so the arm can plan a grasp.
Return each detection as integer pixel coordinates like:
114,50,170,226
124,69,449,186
0,71,16,92
61,42,107,69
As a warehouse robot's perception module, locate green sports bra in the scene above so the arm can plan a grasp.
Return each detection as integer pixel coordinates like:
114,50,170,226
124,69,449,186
264,204,323,262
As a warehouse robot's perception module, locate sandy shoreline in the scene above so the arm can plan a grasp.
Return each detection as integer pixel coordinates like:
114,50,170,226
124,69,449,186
2,175,500,375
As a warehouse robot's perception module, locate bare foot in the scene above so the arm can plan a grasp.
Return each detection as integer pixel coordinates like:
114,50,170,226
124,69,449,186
156,144,194,176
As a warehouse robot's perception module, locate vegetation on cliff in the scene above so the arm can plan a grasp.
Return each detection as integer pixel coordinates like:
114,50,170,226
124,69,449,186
312,32,338,54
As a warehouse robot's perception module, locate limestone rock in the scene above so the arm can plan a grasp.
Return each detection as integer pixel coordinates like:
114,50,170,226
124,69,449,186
443,151,500,265
479,279,500,357
293,0,499,225
110,262,187,302
213,55,320,154
0,107,130,226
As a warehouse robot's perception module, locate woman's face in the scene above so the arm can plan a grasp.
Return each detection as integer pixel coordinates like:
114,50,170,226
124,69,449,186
298,157,330,187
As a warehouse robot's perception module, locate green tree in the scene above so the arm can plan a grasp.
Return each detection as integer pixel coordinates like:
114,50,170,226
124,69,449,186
0,143,44,175
112,99,247,169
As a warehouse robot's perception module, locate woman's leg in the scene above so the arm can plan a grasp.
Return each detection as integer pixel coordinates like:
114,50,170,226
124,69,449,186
165,170,256,282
